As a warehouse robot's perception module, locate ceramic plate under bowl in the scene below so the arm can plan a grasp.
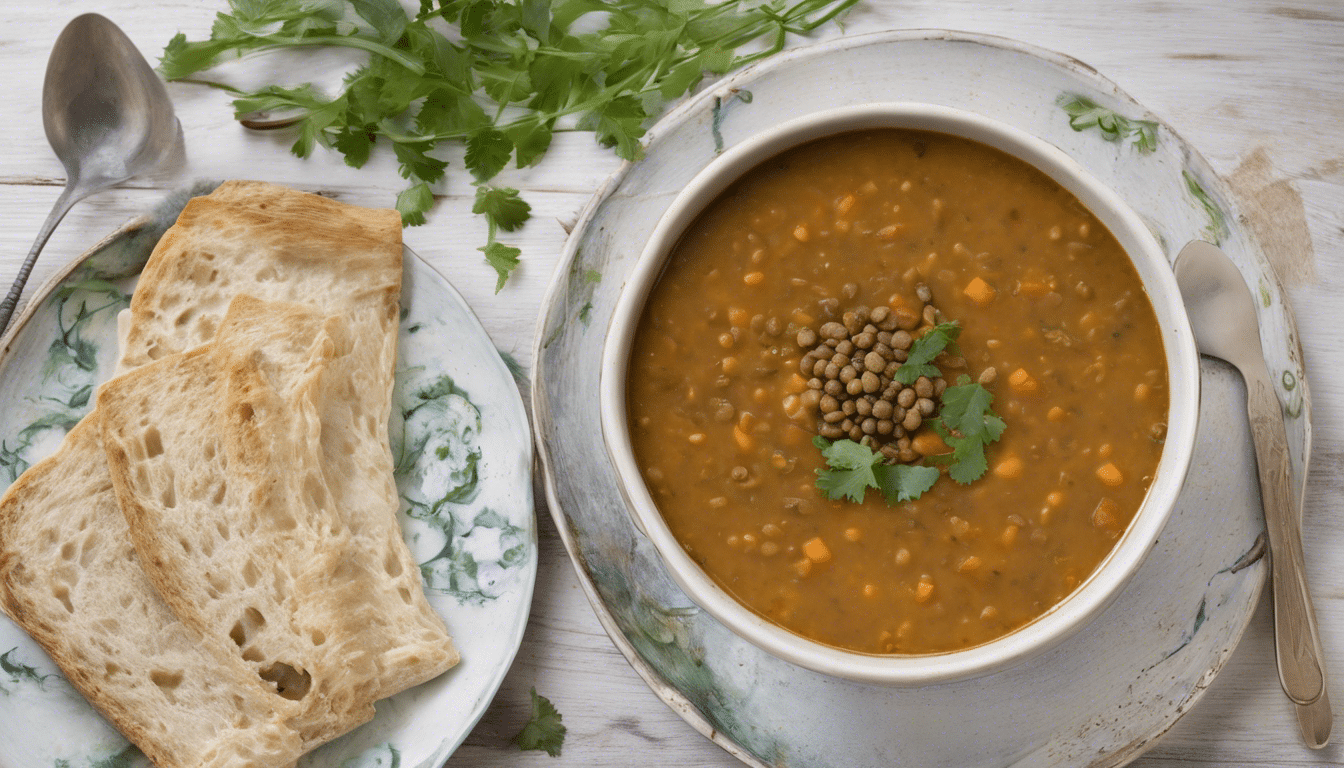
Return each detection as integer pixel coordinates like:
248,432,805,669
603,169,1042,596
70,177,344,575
0,186,536,768
533,30,1309,767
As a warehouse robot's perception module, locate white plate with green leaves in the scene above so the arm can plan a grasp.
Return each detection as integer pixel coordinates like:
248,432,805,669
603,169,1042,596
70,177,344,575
0,185,536,768
533,30,1308,767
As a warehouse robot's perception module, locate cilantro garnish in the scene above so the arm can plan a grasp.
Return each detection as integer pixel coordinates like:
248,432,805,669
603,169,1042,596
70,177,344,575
161,0,859,290
929,376,1006,485
514,687,566,757
813,437,940,505
894,322,961,385
813,376,1005,502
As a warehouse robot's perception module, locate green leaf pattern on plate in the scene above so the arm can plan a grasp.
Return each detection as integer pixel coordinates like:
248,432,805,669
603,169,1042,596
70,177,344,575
392,373,526,604
0,280,129,484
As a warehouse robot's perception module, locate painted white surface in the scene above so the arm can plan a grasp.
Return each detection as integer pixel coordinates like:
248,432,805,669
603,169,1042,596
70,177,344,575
0,2,1339,766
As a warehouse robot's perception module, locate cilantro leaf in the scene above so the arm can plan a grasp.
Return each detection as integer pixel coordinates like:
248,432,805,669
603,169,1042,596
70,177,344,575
481,241,521,293
929,378,1006,485
392,141,448,183
812,436,881,503
514,688,566,757
395,181,434,226
472,186,532,232
814,437,942,505
874,463,940,504
503,118,554,168
465,127,514,181
895,322,961,384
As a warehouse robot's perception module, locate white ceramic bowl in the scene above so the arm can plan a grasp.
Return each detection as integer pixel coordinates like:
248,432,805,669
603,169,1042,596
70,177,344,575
599,103,1200,685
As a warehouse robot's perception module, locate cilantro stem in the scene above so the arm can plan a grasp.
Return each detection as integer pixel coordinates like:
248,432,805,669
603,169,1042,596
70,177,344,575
240,37,426,75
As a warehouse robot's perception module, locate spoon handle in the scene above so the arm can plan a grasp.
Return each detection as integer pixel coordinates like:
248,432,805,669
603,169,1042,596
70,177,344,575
1246,367,1328,708
0,186,78,336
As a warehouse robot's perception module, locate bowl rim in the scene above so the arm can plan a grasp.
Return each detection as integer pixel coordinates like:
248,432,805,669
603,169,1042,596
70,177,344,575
599,102,1200,685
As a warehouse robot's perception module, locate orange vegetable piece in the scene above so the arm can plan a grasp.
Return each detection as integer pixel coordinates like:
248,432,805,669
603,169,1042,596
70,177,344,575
1096,462,1124,487
963,276,997,306
803,537,831,563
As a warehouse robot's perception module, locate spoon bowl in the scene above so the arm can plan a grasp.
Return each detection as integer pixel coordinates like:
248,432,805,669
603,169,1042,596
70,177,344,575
0,13,183,335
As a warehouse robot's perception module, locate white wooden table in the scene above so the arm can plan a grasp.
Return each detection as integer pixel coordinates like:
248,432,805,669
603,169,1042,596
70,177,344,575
1,2,1341,765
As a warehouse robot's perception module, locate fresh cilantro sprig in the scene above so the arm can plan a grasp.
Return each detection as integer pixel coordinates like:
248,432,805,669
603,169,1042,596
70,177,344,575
514,687,566,757
1057,94,1158,153
813,376,1005,502
813,437,940,505
894,321,961,384
161,0,860,290
928,375,1006,484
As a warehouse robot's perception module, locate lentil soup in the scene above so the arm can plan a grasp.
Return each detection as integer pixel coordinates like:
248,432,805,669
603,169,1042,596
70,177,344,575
624,129,1170,655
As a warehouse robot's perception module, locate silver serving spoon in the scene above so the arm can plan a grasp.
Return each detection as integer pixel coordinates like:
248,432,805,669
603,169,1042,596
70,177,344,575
0,13,183,334
1175,240,1331,748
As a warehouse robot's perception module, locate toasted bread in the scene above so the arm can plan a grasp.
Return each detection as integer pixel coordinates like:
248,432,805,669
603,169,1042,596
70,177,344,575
0,418,307,768
100,297,458,745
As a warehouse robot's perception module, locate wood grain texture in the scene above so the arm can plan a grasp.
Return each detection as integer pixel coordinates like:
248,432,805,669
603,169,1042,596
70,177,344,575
0,1,1341,765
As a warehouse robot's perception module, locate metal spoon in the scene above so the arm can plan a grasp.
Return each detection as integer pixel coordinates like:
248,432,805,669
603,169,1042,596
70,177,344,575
1175,239,1330,747
0,13,183,334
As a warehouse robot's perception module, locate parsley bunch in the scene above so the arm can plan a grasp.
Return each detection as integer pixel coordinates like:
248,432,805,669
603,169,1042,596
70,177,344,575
160,0,860,290
814,376,1006,505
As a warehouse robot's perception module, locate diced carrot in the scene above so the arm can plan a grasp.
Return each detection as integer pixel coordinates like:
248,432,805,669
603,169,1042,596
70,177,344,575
792,558,813,577
1096,462,1124,487
914,576,935,603
844,527,862,542
1047,406,1067,422
728,307,749,326
785,373,809,394
862,584,877,597
1046,491,1065,507
1008,368,1039,394
993,455,1024,480
803,537,831,563
963,276,997,306
958,556,982,573
793,225,810,242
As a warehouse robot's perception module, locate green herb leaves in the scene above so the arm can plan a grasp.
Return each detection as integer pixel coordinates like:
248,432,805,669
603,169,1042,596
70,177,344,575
894,322,960,384
929,376,1006,485
814,437,940,505
163,0,859,290
813,377,1005,504
514,688,566,757
1057,94,1158,153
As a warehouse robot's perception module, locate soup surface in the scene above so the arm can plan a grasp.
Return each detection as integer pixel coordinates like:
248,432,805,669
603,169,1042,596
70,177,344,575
625,129,1169,654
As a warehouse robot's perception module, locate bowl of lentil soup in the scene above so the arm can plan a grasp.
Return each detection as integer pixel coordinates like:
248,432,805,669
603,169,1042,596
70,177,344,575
600,103,1199,684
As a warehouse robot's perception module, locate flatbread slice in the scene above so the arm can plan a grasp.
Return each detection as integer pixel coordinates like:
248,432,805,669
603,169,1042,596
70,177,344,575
99,296,458,744
0,418,306,768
